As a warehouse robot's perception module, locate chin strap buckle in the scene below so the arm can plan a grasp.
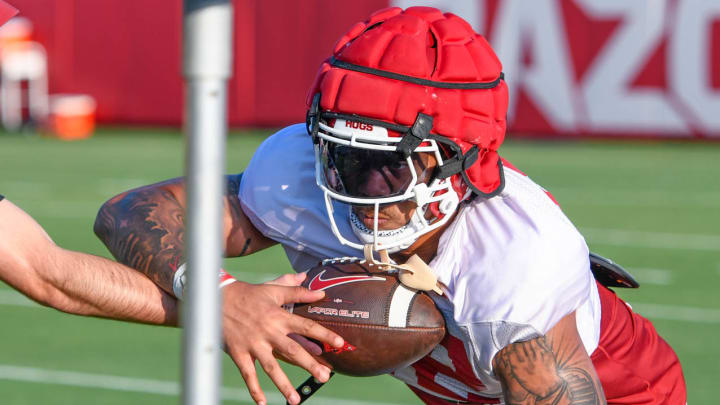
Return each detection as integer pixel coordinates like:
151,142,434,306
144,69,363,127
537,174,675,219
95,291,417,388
397,255,444,295
362,245,443,295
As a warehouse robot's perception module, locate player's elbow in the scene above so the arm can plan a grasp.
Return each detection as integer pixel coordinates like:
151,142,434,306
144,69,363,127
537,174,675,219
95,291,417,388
93,190,132,247
93,200,114,245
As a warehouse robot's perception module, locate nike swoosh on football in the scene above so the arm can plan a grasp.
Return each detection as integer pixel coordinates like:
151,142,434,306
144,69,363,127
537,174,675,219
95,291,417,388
308,270,385,291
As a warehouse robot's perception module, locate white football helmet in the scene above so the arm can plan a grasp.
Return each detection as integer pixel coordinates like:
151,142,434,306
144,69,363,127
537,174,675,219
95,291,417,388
312,114,461,253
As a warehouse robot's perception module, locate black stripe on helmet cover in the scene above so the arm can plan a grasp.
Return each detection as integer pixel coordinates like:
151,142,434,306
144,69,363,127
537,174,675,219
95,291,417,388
330,56,504,90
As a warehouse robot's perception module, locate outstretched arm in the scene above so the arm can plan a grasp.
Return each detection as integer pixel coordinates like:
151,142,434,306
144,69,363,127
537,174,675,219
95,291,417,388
493,311,606,405
93,174,344,405
0,198,177,325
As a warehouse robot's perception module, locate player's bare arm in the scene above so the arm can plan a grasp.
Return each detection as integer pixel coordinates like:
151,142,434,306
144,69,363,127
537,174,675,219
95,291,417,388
493,311,606,405
0,197,177,325
94,174,344,405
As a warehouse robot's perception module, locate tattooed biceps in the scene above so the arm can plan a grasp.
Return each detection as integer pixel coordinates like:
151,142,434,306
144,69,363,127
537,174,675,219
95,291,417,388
94,184,186,294
492,312,606,405
94,174,274,293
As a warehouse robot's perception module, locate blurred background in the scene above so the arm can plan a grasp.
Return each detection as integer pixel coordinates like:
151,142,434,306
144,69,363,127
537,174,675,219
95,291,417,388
0,0,718,404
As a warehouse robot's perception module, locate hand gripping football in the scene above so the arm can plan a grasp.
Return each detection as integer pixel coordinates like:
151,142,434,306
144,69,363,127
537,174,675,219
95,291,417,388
291,258,446,376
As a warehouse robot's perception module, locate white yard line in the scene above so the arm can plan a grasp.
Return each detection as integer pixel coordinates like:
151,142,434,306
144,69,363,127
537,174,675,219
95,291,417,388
627,268,673,286
581,228,720,251
0,364,402,405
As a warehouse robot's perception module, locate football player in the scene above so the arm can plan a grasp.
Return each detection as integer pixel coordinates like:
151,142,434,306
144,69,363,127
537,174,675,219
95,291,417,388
94,7,686,405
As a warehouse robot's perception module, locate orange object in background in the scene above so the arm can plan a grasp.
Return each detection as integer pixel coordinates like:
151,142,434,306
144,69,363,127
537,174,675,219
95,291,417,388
48,94,96,140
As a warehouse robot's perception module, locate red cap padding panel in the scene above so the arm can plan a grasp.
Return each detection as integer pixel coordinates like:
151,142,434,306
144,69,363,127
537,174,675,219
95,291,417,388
307,6,508,196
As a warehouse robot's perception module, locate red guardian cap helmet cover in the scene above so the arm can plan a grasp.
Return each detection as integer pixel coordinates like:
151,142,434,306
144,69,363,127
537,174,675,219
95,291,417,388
306,6,509,252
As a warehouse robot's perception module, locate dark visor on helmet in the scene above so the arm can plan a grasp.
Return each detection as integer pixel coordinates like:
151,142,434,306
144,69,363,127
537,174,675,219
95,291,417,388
320,139,431,199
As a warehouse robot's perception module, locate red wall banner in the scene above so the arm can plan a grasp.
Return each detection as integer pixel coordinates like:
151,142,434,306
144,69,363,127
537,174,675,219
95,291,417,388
9,0,720,138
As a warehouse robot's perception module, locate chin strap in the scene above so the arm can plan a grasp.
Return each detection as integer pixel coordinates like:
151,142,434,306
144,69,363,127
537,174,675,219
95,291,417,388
363,245,443,295
396,113,434,157
290,372,335,405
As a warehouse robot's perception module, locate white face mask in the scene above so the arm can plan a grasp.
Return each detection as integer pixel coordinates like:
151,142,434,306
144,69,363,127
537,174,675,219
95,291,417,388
314,118,460,253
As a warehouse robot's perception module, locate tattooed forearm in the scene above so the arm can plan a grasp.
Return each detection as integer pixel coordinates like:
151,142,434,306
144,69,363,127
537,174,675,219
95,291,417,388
94,186,186,294
494,312,606,405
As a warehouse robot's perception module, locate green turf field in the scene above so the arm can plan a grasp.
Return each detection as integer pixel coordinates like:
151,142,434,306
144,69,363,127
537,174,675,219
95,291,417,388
0,127,718,404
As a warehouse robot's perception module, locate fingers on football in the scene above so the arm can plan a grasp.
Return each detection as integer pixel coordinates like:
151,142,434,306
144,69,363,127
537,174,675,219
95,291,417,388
274,334,332,383
233,354,267,405
288,333,322,356
290,314,344,349
283,285,325,304
256,348,301,405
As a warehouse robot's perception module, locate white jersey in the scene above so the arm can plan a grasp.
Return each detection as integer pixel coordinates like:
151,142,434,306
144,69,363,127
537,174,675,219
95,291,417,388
239,124,602,403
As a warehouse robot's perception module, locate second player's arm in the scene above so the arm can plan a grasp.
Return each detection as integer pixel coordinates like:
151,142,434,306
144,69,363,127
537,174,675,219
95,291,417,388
0,198,177,325
93,174,343,405
492,311,606,405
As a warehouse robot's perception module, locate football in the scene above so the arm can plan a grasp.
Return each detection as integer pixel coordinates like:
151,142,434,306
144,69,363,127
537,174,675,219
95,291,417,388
292,258,446,376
